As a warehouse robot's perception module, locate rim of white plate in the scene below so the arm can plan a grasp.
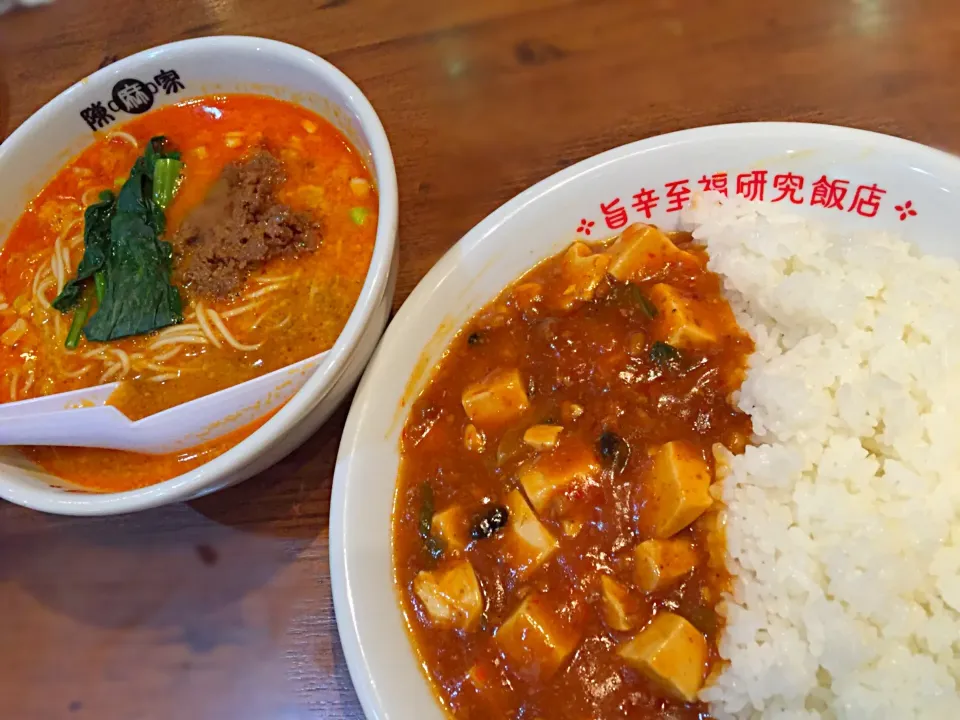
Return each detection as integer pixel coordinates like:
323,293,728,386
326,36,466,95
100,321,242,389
0,36,398,515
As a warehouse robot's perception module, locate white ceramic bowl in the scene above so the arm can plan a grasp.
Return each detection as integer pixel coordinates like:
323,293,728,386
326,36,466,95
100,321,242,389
0,37,398,515
330,123,960,718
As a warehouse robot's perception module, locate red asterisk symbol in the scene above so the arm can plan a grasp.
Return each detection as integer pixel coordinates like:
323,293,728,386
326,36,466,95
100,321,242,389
894,200,917,221
577,218,595,235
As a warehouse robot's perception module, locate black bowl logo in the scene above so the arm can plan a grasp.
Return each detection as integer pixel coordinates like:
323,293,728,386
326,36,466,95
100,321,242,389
80,69,185,131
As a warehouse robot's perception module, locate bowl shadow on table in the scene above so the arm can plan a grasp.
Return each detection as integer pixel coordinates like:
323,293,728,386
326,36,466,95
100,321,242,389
0,404,349,651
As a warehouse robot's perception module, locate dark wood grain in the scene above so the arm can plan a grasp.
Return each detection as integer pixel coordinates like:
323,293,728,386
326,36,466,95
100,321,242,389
2,0,960,717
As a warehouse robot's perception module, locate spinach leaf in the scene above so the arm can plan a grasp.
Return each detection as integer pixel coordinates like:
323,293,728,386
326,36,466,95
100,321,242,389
83,213,183,341
116,136,178,236
153,158,183,210
52,191,115,311
54,136,185,342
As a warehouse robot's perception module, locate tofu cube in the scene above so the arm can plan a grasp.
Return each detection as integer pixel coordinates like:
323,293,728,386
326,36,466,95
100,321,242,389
501,490,558,579
600,575,642,631
519,438,601,515
618,613,709,702
648,283,717,350
523,424,564,450
495,594,581,679
432,505,469,552
462,369,530,428
558,242,610,309
413,559,483,630
640,441,713,538
607,224,695,282
634,538,699,592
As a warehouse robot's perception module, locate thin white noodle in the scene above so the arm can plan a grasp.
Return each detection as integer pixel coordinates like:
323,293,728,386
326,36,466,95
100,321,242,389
194,302,222,348
205,308,261,351
0,303,7,312
56,217,83,246
50,244,64,292
152,332,208,349
33,262,50,298
220,300,264,319
100,363,122,383
9,370,19,401
83,348,108,359
254,274,294,284
147,336,208,351
152,346,182,363
143,363,174,373
149,373,181,383
69,232,84,249
54,195,82,209
158,323,201,337
60,216,82,238
35,281,54,309
22,371,35,397
53,313,62,341
106,131,139,148
273,314,292,330
248,284,282,299
63,365,92,379
110,348,131,376
249,312,268,330
60,245,71,276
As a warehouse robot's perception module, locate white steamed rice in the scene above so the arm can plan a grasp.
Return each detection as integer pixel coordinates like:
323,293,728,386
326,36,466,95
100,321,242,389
684,195,960,719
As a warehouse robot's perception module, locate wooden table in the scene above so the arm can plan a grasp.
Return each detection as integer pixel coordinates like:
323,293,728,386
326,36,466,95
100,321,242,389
1,1,959,717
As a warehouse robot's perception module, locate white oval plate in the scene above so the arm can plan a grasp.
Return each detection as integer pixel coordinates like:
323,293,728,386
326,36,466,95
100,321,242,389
330,123,960,719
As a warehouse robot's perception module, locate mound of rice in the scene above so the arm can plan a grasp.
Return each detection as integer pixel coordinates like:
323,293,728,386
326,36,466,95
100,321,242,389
685,196,960,719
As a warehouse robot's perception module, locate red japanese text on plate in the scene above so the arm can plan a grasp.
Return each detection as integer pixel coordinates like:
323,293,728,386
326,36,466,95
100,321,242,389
585,171,895,236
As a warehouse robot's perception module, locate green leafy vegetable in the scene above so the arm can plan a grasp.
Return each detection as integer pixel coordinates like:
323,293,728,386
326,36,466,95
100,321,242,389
349,206,370,225
418,481,445,561
64,293,92,349
94,271,106,304
54,136,184,342
83,213,183,341
152,157,183,210
649,341,682,368
52,191,116,311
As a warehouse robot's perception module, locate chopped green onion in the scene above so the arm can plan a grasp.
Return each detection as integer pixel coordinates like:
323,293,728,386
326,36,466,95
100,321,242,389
152,158,183,210
349,207,370,225
94,271,106,304
65,294,92,349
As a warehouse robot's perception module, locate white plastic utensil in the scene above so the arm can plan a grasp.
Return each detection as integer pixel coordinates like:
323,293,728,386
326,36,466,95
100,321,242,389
0,352,326,454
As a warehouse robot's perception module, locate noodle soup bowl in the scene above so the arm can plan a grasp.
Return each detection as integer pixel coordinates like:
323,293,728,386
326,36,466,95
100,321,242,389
330,123,960,718
0,37,398,514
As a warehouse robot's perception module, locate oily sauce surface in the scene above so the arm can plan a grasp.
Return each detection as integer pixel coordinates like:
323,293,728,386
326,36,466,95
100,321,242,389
393,230,753,719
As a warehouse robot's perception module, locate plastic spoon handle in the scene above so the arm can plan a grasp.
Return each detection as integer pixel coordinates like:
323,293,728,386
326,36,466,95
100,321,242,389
0,351,326,454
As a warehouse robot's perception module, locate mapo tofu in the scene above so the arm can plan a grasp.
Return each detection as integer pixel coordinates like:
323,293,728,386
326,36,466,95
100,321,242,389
393,223,753,719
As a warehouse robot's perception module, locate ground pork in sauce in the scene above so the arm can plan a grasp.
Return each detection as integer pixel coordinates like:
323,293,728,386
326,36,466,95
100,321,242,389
174,150,319,298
